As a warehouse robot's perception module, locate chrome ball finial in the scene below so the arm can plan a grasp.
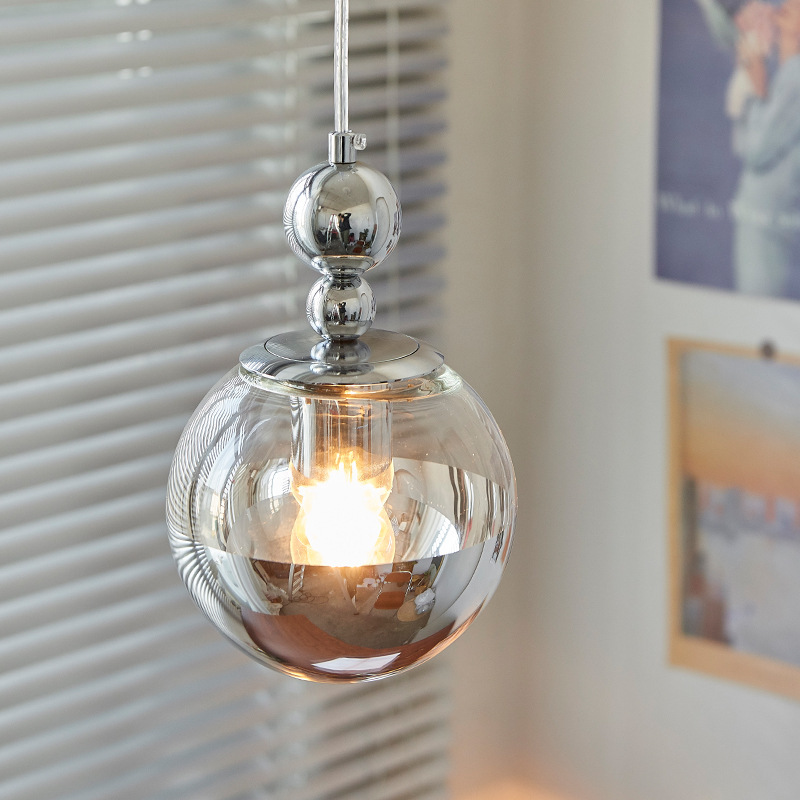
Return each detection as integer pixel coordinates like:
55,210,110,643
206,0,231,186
283,161,401,340
306,273,375,339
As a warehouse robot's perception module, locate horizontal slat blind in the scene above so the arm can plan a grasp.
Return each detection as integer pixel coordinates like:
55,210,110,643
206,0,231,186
0,1,450,798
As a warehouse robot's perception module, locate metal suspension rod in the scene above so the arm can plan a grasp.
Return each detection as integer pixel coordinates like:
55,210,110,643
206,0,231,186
329,0,365,164
334,0,349,133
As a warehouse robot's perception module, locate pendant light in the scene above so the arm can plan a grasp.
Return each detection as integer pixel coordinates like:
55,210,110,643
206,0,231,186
166,0,517,683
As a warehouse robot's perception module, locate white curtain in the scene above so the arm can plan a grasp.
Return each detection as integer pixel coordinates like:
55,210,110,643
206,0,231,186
0,1,451,797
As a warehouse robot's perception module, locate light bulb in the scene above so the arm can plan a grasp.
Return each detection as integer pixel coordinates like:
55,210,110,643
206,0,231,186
288,395,396,566
290,456,396,567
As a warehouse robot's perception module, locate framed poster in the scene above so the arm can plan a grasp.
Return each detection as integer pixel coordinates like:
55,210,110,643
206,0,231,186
669,339,800,699
657,0,800,300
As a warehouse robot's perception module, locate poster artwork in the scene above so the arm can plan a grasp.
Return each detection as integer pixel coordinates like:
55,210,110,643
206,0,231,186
670,341,800,700
657,0,800,299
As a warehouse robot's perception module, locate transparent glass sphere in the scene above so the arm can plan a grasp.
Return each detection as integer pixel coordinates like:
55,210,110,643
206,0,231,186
167,361,516,683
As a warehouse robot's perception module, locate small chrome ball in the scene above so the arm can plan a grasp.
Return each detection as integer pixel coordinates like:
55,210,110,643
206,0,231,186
284,161,401,275
306,275,376,339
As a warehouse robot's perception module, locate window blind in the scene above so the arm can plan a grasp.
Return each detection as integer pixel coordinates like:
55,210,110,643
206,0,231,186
0,1,451,798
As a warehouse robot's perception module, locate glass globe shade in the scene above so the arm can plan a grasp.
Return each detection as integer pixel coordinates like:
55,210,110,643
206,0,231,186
167,337,516,683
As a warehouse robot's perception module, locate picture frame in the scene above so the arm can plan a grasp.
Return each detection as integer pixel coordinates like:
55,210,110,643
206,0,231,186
657,0,800,301
668,338,800,700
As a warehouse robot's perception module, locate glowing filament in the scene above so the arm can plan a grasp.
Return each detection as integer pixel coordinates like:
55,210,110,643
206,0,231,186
290,456,395,567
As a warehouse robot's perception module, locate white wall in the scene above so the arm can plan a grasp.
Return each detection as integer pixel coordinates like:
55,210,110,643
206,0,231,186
445,2,800,799
442,2,534,796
